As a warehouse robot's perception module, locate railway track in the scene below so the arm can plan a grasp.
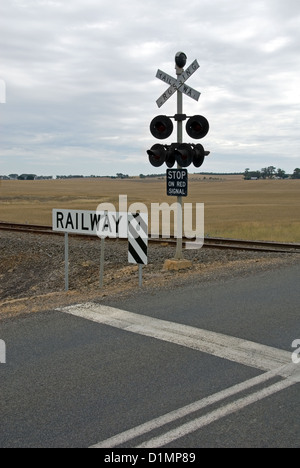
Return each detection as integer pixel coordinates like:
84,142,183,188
0,221,299,254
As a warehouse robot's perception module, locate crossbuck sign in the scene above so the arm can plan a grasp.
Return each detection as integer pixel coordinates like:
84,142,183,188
156,59,200,108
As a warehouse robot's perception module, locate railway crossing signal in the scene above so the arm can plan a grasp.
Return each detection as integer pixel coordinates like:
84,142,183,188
147,143,210,168
148,112,210,168
147,52,211,260
147,56,210,169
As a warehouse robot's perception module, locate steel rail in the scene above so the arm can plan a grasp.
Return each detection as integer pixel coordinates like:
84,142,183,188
0,221,299,253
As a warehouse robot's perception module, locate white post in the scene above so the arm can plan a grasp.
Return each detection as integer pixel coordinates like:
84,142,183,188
65,232,69,291
100,237,105,288
139,264,143,287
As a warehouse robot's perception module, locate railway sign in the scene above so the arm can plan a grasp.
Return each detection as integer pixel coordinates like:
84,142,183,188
167,169,188,197
52,209,128,238
156,59,200,108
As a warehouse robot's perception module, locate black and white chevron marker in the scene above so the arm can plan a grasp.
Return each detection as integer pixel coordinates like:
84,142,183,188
128,213,148,265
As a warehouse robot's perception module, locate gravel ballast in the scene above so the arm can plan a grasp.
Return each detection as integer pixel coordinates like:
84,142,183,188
0,231,298,318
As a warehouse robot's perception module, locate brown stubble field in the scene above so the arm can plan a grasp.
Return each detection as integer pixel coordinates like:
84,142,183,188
0,175,299,242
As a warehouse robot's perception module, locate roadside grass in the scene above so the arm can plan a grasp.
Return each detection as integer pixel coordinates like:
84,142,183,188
205,221,300,243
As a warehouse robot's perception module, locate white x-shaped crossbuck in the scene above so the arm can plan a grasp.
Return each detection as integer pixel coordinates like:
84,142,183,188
156,59,201,108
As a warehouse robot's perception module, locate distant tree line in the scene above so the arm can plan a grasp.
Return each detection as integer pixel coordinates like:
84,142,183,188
0,173,130,180
2,173,53,180
139,173,165,178
2,169,300,181
244,167,300,180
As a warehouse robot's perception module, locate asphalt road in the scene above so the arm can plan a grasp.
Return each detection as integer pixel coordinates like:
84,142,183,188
0,261,299,449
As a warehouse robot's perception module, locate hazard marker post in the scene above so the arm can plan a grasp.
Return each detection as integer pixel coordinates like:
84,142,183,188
128,213,148,287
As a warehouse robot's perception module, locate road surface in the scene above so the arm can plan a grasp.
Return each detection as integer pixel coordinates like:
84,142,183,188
0,261,299,448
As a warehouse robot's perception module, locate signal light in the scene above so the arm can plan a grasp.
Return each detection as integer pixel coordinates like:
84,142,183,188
147,144,178,167
147,143,209,168
186,115,209,139
150,115,173,140
175,51,187,69
147,144,167,167
192,143,205,167
165,144,176,168
174,143,193,168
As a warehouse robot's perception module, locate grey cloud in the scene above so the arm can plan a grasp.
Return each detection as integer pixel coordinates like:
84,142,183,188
0,0,299,176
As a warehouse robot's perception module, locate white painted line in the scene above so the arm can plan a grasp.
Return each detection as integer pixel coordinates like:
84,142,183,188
60,303,291,372
137,378,294,448
58,303,300,448
90,364,297,448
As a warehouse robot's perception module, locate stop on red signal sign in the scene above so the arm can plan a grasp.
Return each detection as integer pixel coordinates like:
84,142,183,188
166,169,188,197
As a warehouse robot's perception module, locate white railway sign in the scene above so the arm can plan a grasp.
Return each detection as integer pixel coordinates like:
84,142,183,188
156,59,200,108
52,209,128,238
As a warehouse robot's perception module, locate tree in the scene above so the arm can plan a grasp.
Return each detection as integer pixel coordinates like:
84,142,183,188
276,168,288,179
17,174,36,180
261,166,276,179
292,168,300,179
244,168,250,179
244,169,261,180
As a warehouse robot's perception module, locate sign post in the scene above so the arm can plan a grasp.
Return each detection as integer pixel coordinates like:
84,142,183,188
65,232,69,292
175,65,184,259
99,236,105,289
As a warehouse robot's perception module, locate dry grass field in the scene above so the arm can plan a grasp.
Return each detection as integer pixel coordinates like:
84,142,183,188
0,175,299,242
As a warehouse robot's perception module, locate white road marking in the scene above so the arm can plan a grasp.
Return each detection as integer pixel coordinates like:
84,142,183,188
60,303,291,372
90,363,298,448
59,302,300,448
137,378,295,448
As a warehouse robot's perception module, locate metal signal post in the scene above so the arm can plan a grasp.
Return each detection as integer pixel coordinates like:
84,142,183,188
175,62,184,259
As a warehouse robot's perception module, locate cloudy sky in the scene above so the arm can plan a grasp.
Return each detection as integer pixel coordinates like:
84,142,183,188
1,0,299,176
